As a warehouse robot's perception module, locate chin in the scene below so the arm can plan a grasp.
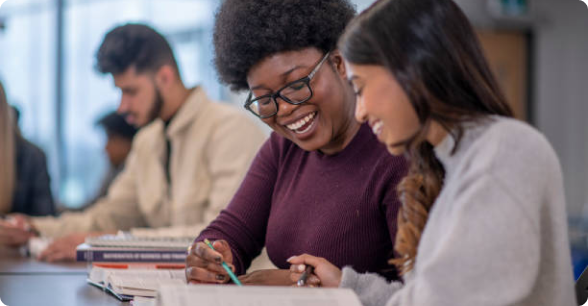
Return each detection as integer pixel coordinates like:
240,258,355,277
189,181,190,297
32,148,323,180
386,145,405,156
291,137,324,152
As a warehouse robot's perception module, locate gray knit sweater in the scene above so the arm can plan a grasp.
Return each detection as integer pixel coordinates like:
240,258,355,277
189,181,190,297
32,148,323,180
340,117,576,306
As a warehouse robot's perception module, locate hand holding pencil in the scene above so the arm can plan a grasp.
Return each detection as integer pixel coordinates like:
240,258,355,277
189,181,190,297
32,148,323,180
185,238,238,284
287,254,343,288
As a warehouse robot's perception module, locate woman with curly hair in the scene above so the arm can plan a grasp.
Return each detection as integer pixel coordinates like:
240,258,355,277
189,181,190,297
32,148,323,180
288,0,576,304
185,0,408,285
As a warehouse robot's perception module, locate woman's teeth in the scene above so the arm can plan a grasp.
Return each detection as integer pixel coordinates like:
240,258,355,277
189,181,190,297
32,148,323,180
287,112,316,133
372,121,383,136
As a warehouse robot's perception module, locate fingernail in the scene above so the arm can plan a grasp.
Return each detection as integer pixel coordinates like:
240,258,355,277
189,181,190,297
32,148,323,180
216,274,226,281
286,256,296,262
297,264,305,272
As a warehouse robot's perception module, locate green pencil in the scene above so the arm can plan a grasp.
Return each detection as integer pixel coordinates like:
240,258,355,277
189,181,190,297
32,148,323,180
203,239,243,286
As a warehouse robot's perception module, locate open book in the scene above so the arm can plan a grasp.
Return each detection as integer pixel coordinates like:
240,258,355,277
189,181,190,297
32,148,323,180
156,284,363,306
87,267,185,301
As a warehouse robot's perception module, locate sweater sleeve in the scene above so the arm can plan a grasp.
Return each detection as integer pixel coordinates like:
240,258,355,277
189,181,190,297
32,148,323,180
340,267,403,306
195,134,280,274
383,173,541,306
32,145,147,237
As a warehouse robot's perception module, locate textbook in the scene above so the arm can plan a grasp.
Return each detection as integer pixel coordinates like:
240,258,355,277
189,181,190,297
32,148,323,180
155,284,363,306
76,234,192,262
87,266,185,301
76,243,188,263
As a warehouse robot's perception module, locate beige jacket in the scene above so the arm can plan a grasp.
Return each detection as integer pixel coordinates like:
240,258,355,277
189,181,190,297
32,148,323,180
34,87,266,238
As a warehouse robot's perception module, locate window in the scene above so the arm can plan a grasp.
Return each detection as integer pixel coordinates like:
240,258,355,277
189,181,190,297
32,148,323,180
0,0,373,208
0,0,220,207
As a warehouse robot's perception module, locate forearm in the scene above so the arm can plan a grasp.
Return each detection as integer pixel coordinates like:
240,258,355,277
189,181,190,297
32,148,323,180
340,267,402,306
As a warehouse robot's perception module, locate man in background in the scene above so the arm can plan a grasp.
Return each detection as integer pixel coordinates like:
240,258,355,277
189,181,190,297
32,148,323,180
0,23,266,261
74,111,138,211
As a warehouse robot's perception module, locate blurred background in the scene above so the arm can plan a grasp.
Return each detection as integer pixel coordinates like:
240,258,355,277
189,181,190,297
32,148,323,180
0,0,587,275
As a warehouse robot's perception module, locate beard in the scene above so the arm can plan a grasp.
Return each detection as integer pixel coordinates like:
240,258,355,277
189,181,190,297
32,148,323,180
145,87,164,125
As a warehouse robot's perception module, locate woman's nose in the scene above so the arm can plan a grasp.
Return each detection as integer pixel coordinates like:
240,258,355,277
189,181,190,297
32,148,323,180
275,97,298,118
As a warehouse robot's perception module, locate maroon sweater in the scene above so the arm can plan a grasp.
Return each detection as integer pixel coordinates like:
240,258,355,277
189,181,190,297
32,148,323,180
197,123,407,281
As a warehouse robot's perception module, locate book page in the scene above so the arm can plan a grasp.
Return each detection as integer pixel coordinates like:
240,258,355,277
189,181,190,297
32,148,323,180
157,284,363,306
90,267,181,283
89,267,186,297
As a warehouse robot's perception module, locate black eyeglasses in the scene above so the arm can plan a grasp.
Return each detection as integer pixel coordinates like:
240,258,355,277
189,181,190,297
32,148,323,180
244,52,331,119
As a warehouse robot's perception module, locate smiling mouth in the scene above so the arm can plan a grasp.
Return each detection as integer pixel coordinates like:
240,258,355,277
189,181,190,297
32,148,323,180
286,112,317,134
371,120,383,136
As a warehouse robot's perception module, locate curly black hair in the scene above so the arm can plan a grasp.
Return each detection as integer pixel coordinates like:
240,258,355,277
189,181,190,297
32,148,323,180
214,0,356,91
95,23,179,76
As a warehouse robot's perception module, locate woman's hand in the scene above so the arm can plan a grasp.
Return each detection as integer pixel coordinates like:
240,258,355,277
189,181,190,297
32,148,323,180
238,269,293,286
288,254,342,288
185,239,235,284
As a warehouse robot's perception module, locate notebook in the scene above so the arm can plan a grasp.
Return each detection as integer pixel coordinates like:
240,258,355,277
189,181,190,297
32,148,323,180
155,284,363,306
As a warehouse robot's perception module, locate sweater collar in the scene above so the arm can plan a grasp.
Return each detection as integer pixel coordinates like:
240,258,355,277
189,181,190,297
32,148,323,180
433,117,497,174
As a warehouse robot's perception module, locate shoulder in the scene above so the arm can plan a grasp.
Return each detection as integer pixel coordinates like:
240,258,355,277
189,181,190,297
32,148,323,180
16,136,47,165
474,117,559,171
202,101,266,137
455,117,562,204
131,120,162,148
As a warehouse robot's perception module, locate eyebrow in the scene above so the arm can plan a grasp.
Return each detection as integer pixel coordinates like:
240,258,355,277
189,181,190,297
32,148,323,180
250,65,307,90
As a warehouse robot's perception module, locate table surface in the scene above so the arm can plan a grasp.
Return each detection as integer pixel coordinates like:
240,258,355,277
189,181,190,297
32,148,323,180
0,247,129,305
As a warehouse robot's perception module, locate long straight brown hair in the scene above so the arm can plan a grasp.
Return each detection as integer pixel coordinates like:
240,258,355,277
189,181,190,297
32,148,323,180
339,0,513,275
0,81,15,214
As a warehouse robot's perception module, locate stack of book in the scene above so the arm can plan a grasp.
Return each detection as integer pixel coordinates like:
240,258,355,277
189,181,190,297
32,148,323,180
76,234,193,263
76,234,194,301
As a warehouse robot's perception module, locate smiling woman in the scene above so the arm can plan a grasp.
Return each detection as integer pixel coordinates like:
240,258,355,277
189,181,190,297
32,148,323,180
287,0,576,305
185,0,408,287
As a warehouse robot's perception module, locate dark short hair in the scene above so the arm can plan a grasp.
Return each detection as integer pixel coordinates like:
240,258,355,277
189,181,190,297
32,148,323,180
213,0,356,91
96,111,138,140
95,23,179,76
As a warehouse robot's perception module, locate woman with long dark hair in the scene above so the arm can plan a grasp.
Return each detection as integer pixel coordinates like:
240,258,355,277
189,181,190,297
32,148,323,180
288,0,576,304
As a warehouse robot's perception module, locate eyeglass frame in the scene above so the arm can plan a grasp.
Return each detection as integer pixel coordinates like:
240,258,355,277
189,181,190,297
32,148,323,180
244,52,331,119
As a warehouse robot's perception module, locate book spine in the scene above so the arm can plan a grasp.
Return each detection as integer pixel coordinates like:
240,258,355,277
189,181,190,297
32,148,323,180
77,249,187,263
92,262,186,269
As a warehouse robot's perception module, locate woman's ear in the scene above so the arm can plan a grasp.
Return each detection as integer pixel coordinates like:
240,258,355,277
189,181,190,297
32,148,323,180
329,50,347,79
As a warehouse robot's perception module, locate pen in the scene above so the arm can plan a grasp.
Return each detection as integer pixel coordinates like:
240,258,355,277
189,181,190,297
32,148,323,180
297,265,314,286
203,239,242,286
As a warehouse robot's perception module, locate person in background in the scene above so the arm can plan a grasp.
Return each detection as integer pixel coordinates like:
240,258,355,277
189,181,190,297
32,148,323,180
0,23,266,260
0,81,55,229
288,0,576,305
185,0,408,286
79,111,138,210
